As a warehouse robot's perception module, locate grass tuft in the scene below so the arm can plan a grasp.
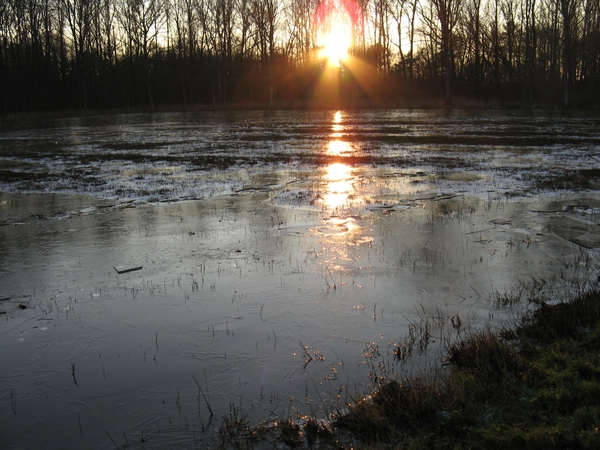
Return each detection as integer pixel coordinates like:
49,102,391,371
218,404,265,449
517,288,600,342
446,328,521,382
303,417,335,448
276,419,304,448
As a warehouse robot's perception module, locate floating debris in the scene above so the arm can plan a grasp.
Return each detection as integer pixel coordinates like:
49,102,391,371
574,207,600,215
114,266,143,274
435,193,456,201
366,204,396,211
490,218,513,225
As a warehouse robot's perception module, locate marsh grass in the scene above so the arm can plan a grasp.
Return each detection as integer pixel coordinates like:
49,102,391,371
515,288,600,342
332,288,600,449
218,404,266,449
533,168,600,191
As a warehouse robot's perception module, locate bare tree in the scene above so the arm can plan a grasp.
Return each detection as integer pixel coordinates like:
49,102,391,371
501,0,520,83
524,0,537,102
172,0,203,106
388,0,420,94
118,0,166,108
251,0,279,103
284,0,316,66
580,0,598,90
463,0,483,89
62,0,95,108
558,0,580,106
91,0,119,107
428,0,463,103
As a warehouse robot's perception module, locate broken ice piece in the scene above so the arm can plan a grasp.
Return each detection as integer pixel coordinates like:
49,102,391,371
114,266,143,274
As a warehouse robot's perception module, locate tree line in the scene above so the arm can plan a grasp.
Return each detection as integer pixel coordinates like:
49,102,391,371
1,0,599,113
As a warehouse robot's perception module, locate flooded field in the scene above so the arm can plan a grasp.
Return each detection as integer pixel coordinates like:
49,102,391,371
1,109,600,449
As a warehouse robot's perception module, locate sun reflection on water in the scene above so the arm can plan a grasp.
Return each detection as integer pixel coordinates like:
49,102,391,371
327,140,351,156
316,110,368,262
322,112,356,212
324,162,351,181
331,110,344,135
323,162,354,210
317,159,370,266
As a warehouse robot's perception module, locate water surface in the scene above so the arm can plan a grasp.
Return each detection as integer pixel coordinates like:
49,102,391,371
1,109,600,449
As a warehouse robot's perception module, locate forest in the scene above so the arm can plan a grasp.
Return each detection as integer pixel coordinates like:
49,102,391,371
1,0,599,113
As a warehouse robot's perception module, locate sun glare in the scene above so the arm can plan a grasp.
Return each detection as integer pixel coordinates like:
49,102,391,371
316,10,353,65
324,162,351,182
331,111,344,134
319,26,351,65
327,140,351,156
324,163,353,209
314,0,363,66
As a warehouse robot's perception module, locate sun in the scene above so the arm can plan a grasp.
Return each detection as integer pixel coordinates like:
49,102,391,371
314,0,361,66
318,17,352,65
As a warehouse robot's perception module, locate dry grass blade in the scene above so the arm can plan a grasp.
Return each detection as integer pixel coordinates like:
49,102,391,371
192,375,213,417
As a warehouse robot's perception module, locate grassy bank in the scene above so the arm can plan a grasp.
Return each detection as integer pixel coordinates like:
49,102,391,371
233,289,600,449
332,288,600,449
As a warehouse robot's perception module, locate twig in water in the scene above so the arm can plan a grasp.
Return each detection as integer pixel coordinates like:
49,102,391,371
204,367,211,404
71,362,78,387
192,375,214,417
105,430,120,450
470,285,481,298
11,389,16,415
299,340,313,364
78,413,83,436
